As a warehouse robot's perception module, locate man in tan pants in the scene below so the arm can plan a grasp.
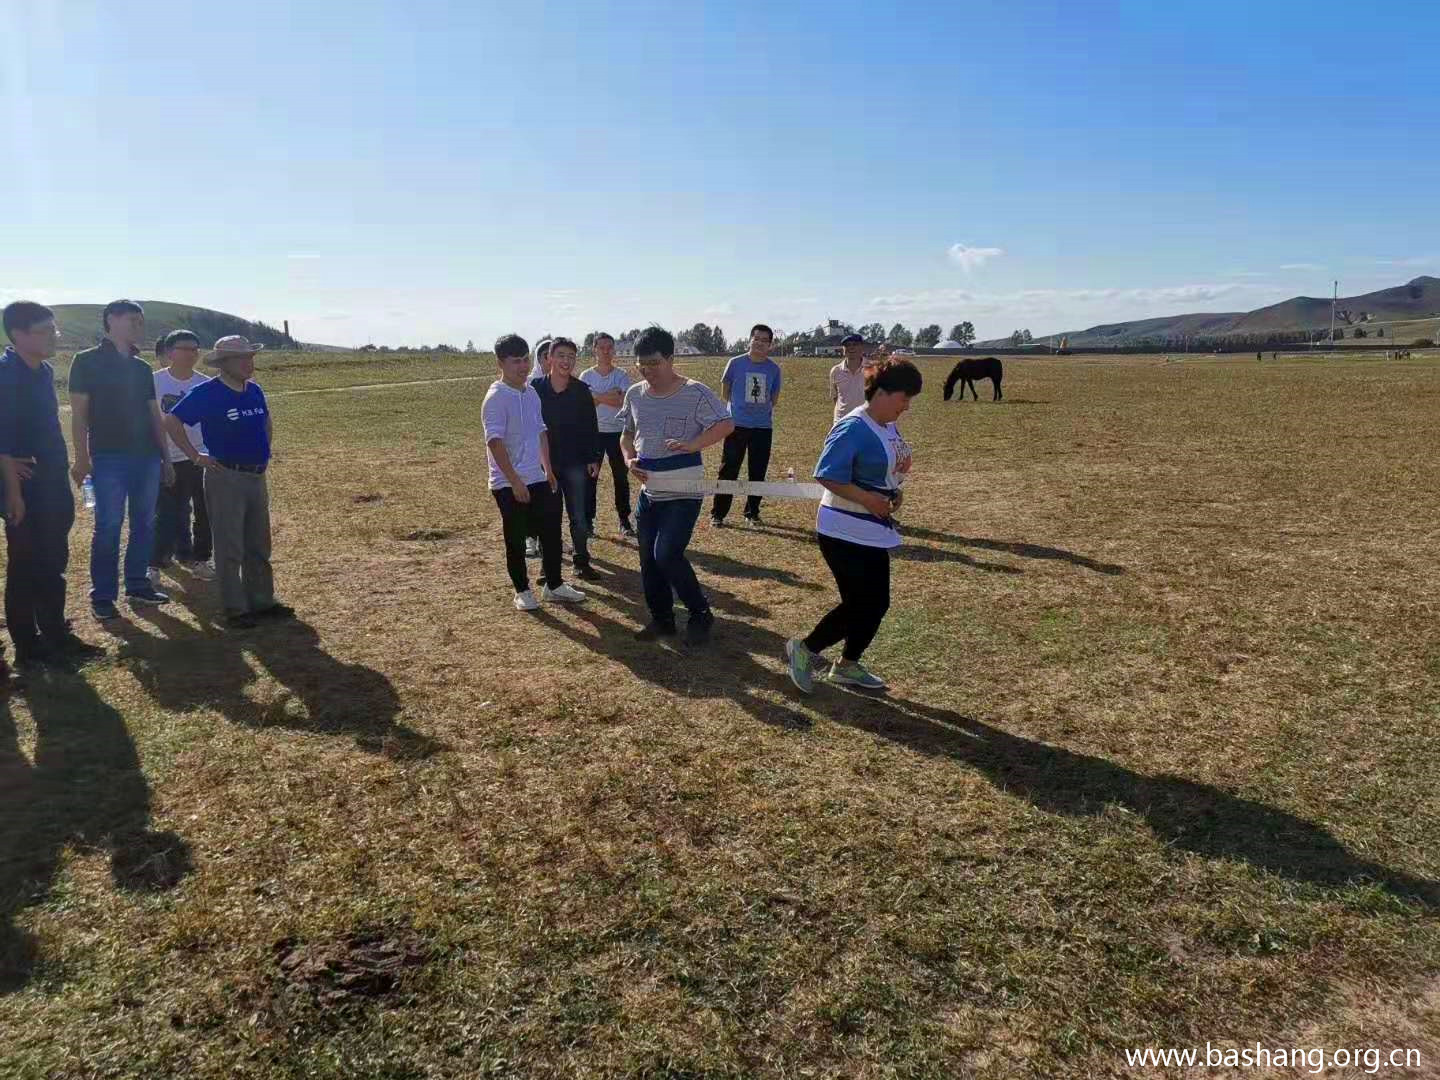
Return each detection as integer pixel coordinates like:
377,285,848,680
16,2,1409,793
163,336,294,629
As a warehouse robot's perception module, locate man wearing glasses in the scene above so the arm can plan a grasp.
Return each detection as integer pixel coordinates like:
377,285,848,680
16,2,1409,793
150,330,214,581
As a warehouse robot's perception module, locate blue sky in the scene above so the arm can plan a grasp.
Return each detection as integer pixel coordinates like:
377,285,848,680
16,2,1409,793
3,0,1438,346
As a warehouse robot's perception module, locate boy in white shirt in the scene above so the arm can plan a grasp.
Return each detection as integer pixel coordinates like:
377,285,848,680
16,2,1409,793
150,330,214,580
579,331,635,538
484,333,585,611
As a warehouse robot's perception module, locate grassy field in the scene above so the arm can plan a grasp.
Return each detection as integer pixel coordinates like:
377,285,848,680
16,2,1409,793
3,350,1440,1078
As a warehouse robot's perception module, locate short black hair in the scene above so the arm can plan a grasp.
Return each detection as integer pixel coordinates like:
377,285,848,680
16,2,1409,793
634,326,674,359
494,333,530,361
549,337,577,354
102,299,144,331
160,330,200,356
3,300,54,343
749,324,774,343
594,331,615,345
865,357,923,400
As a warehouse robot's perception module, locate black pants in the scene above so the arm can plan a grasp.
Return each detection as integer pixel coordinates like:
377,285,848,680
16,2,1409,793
4,475,75,657
153,459,211,565
494,482,563,592
711,425,773,521
586,432,631,525
804,533,891,662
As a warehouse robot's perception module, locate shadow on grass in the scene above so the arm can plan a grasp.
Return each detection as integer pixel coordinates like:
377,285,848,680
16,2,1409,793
1,670,193,993
110,602,439,759
756,520,1122,576
752,521,1025,574
826,690,1438,908
540,590,1437,909
535,562,810,730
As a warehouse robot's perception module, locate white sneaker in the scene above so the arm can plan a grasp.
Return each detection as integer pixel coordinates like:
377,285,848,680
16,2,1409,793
190,562,216,580
542,583,586,604
513,589,539,611
524,538,540,558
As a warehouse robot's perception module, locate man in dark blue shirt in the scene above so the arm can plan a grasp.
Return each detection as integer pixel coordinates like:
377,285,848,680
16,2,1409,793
0,302,104,670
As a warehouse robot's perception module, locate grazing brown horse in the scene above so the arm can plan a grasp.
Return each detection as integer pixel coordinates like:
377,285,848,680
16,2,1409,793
943,357,1003,401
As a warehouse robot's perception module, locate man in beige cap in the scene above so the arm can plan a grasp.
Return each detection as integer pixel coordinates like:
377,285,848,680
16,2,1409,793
163,336,293,629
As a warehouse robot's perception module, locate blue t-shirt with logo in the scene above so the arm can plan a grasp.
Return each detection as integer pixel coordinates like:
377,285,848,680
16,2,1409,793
721,355,782,429
169,379,271,466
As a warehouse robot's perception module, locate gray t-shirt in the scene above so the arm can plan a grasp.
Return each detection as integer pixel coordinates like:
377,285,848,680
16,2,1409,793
617,378,728,501
579,365,632,433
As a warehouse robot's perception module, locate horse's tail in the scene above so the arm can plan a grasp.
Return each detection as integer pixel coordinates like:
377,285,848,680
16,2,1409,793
943,362,964,401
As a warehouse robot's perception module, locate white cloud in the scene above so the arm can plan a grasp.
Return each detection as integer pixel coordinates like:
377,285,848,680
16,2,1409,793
554,303,579,313
947,243,1005,272
287,252,322,260
1280,262,1323,271
703,302,735,317
1376,255,1439,268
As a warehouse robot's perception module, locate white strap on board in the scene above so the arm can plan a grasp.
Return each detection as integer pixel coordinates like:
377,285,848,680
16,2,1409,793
642,473,827,500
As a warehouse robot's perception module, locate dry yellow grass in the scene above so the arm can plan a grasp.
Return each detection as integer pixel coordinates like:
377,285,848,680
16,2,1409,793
3,350,1439,1078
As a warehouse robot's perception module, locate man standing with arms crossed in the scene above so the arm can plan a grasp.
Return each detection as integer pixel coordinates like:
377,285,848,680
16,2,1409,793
68,300,173,619
711,323,781,528
579,332,635,539
829,333,871,425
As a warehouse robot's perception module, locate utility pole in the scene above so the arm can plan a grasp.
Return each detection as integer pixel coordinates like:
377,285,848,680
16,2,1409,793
1329,280,1338,350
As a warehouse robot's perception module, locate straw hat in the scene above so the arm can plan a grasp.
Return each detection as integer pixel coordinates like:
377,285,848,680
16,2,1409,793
203,335,265,367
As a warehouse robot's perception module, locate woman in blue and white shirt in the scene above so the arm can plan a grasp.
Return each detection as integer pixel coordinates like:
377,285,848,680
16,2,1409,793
785,357,922,692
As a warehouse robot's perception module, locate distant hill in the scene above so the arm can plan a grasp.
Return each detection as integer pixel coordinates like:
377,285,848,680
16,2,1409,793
48,301,301,352
979,277,1440,347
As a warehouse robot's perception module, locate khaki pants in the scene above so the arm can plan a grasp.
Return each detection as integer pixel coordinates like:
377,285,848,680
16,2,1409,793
205,466,274,615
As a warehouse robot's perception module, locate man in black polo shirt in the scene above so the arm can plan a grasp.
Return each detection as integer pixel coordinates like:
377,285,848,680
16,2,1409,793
0,302,104,669
67,299,173,620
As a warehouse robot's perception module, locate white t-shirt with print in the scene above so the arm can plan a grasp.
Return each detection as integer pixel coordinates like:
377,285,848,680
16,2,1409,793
154,368,211,462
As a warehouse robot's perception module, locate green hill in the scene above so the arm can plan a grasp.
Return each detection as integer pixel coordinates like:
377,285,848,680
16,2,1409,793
979,276,1440,347
48,301,298,352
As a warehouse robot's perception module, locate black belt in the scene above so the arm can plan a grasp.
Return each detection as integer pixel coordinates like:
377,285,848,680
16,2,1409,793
217,462,267,474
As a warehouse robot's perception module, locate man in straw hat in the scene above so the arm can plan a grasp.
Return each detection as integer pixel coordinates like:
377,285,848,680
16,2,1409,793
163,335,294,629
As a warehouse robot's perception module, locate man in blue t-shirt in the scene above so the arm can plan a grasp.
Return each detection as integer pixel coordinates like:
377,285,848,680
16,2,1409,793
165,336,294,630
711,323,782,527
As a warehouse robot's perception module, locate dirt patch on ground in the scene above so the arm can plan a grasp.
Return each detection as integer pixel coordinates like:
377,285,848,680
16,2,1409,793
274,927,429,1007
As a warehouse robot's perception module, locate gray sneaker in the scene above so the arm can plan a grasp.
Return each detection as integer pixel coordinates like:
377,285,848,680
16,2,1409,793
524,537,540,558
785,639,815,694
827,660,886,690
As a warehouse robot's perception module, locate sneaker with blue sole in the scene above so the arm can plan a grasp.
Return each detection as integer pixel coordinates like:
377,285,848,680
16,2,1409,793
827,660,887,690
784,639,815,694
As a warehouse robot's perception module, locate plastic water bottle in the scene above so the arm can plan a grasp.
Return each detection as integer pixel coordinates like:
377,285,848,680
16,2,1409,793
82,475,96,511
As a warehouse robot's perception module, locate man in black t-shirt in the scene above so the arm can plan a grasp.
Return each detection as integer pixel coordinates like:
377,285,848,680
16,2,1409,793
67,300,174,620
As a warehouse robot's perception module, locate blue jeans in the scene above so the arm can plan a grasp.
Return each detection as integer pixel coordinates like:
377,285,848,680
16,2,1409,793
554,463,592,568
90,452,162,602
635,492,708,624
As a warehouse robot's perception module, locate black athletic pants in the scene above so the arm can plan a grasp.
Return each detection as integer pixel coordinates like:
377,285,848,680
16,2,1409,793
711,425,772,521
803,533,891,662
586,432,631,526
4,473,75,657
494,482,563,593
